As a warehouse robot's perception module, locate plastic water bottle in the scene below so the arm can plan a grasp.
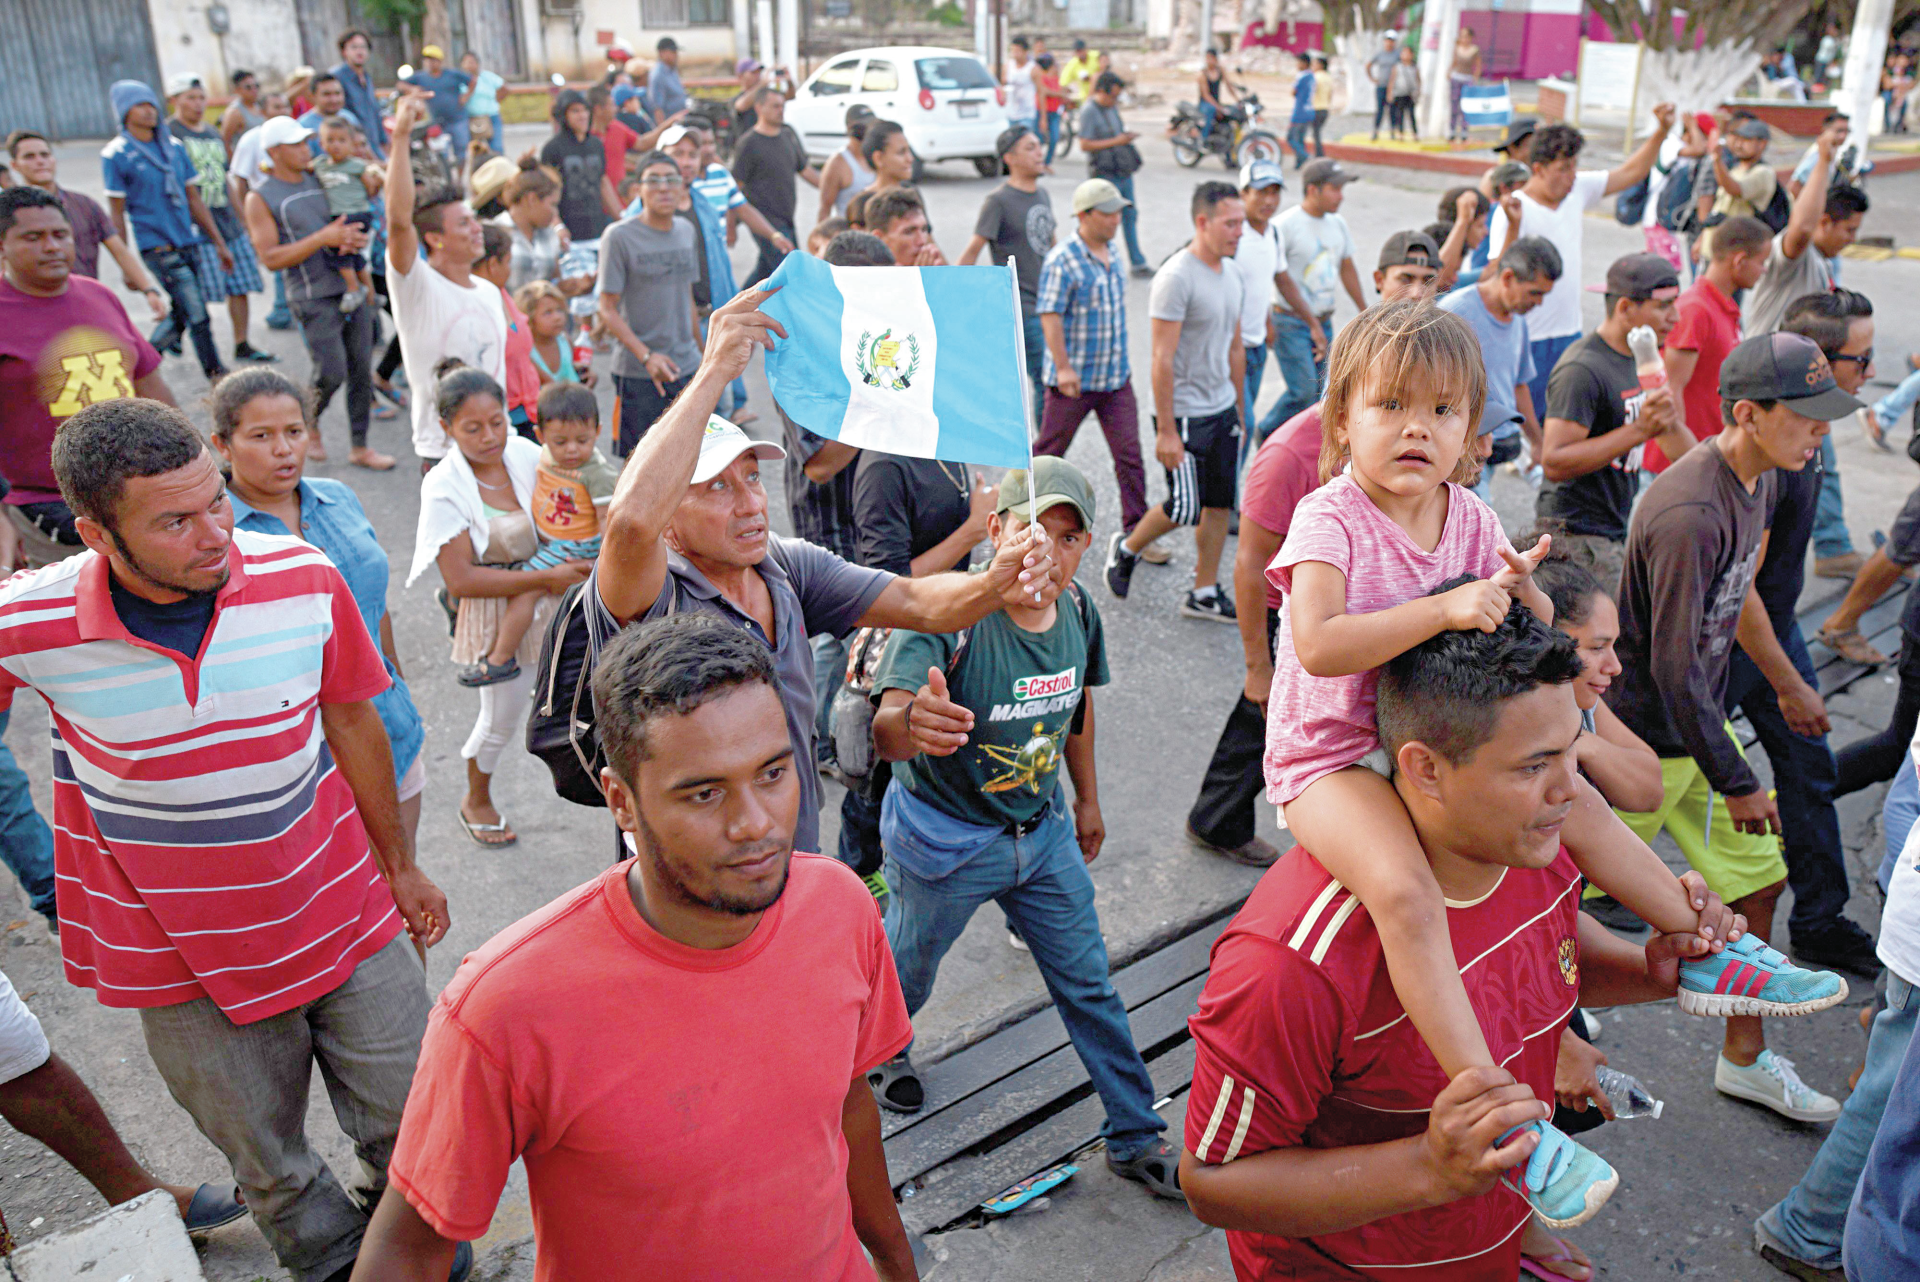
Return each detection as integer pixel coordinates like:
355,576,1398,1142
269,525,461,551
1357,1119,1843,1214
1627,325,1667,392
1592,1065,1663,1119
572,326,594,377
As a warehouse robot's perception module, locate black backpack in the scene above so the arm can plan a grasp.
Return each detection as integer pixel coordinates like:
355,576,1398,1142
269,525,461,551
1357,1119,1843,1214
1756,180,1792,234
1613,174,1651,226
1655,158,1700,233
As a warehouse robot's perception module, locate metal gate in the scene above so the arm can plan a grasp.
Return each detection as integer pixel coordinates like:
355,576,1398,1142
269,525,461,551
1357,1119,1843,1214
295,0,407,83
457,0,525,78
0,0,162,140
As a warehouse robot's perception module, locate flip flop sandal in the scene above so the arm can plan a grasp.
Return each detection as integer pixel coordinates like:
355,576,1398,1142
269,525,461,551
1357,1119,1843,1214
183,1181,247,1237
1107,1138,1185,1201
1818,627,1889,667
457,658,522,688
1519,1233,1592,1281
868,1053,924,1114
435,587,459,637
459,810,518,848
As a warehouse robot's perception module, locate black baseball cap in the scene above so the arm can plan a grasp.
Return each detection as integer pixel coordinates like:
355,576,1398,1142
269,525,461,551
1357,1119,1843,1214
1378,230,1440,271
656,36,678,51
1719,333,1866,421
846,103,876,127
1301,157,1355,188
1494,118,1538,153
1604,253,1681,300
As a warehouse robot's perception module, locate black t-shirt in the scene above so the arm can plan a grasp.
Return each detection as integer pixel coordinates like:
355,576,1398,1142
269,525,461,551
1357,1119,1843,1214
540,130,609,241
732,125,808,229
1535,332,1648,542
110,576,216,659
852,453,975,575
1755,463,1821,623
974,183,1057,313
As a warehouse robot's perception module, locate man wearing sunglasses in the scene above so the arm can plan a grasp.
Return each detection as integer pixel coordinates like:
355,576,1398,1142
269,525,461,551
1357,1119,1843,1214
598,150,703,455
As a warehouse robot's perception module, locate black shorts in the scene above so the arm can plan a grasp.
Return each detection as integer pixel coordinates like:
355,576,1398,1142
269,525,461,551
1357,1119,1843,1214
1157,407,1240,524
320,210,375,274
1888,483,1920,567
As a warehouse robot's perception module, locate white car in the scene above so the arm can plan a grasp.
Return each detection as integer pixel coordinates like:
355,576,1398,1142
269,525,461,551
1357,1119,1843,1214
785,46,1011,178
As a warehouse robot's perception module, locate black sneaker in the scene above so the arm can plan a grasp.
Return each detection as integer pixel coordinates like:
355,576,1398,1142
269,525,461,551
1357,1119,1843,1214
1792,919,1882,979
1180,584,1237,623
1104,531,1139,598
1583,893,1649,935
235,343,278,363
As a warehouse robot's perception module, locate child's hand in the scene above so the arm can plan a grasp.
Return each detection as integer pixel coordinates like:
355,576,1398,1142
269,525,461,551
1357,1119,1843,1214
1438,580,1510,633
1489,534,1550,592
1679,869,1744,952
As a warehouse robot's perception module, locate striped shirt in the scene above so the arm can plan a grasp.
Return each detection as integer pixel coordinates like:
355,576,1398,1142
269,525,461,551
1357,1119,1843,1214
0,532,399,1023
1186,844,1581,1279
1035,232,1131,392
694,163,747,220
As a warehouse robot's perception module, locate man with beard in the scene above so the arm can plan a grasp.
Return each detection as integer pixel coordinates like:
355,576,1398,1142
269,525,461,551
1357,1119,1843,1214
0,397,455,1282
356,614,920,1282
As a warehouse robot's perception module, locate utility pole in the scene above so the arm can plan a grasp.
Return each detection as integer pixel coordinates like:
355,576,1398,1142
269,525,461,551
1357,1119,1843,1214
1198,0,1215,54
1418,0,1461,142
1839,0,1893,135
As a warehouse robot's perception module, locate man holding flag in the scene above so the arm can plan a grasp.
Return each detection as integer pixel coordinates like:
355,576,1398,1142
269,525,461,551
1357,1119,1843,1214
590,286,1057,857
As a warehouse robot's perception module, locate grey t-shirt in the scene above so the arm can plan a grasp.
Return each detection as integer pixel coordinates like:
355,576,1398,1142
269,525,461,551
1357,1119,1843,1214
974,183,1056,312
1148,247,1244,418
598,215,703,379
1742,232,1834,339
256,174,345,302
586,537,894,854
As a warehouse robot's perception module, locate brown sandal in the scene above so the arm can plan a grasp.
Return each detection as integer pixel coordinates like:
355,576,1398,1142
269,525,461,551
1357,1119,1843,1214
1818,627,1889,667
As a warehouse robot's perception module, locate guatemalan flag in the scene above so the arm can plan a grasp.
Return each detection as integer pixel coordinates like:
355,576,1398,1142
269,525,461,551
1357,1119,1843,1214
760,252,1032,469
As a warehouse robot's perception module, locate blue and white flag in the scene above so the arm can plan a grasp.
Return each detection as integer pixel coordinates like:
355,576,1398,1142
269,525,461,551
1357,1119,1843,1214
760,251,1032,469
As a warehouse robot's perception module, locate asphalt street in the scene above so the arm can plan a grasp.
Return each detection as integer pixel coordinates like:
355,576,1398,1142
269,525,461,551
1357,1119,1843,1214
6,118,1920,1279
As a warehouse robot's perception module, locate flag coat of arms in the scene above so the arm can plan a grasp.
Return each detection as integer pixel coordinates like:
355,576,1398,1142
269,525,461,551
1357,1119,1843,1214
759,252,1033,469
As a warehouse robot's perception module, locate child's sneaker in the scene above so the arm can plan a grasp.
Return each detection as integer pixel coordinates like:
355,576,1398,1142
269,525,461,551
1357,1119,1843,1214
1716,1050,1842,1123
339,288,366,314
1499,1120,1618,1229
1677,933,1848,1018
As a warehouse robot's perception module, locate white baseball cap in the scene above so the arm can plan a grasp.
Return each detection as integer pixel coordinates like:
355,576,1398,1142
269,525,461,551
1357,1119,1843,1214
166,72,204,97
691,416,786,484
259,116,314,151
658,123,691,150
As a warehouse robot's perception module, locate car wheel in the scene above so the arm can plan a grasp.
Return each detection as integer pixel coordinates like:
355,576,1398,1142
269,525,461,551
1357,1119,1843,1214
1236,131,1283,168
1171,123,1205,168
973,155,1002,178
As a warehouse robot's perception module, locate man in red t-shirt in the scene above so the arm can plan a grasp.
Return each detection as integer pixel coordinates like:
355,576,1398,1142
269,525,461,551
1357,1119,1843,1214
0,187,172,567
1182,591,1738,1280
1653,213,1771,472
359,615,918,1282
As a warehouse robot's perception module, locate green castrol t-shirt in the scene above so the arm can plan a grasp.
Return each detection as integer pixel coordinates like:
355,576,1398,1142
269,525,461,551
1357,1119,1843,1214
874,584,1108,829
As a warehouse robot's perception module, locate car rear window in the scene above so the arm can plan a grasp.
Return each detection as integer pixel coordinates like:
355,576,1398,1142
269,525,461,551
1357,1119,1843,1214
915,57,995,92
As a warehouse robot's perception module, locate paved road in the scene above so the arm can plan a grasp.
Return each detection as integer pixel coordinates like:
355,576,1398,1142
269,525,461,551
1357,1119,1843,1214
5,120,1920,1279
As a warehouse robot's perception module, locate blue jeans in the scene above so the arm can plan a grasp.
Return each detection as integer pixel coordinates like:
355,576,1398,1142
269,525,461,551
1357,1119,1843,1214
1814,435,1853,558
1875,368,1920,443
1259,312,1325,439
1238,342,1267,475
881,786,1165,1158
1760,973,1915,1270
1723,622,1851,934
0,708,54,922
1042,109,1062,165
1374,84,1390,133
1023,311,1045,426
1198,102,1217,139
1287,120,1311,166
1882,755,1918,892
1526,333,1580,432
143,245,222,375
1109,174,1148,269
267,270,293,328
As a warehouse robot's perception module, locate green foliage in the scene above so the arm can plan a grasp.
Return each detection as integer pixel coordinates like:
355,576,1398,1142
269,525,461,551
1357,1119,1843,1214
929,1,967,25
358,0,423,34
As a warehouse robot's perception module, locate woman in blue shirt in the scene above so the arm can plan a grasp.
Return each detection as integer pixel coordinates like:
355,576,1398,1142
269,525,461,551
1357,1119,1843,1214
460,51,506,161
208,370,428,840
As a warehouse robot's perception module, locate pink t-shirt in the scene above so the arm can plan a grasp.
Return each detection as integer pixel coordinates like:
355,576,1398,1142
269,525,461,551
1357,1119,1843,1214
1263,476,1511,805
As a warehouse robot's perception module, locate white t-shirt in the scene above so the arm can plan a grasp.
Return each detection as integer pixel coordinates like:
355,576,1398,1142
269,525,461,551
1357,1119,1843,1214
388,257,509,459
1880,728,1920,986
1485,170,1611,341
1275,206,1356,318
1006,61,1037,120
1234,220,1282,347
229,125,269,190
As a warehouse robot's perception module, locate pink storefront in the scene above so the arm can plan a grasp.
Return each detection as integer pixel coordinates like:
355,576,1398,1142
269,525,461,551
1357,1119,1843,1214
1241,0,1641,84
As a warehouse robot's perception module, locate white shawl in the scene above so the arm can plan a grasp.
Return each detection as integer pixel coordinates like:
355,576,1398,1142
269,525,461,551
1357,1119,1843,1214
406,435,543,587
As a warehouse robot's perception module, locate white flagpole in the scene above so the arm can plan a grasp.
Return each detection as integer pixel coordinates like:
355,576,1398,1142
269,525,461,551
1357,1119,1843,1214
1010,258,1045,601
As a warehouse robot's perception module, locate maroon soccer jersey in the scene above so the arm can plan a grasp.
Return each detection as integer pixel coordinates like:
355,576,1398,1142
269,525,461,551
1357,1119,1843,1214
1185,845,1583,1279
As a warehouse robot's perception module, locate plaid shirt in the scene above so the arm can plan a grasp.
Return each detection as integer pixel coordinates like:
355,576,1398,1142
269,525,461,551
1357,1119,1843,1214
1036,233,1130,393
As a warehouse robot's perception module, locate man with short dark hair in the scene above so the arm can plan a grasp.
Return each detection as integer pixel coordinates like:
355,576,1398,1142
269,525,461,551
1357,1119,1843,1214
1440,234,1561,489
332,29,386,160
354,613,918,1281
649,36,688,118
866,186,946,266
600,150,702,454
295,74,364,156
1488,109,1675,415
1536,252,1687,590
1373,228,1441,299
1658,214,1772,473
961,125,1056,419
730,85,815,285
384,92,507,464
1366,32,1400,140
0,397,455,1282
1106,181,1245,619
1077,71,1150,275
1182,591,1741,1277
1255,157,1364,440
165,75,274,366
7,131,162,307
1612,332,1862,1122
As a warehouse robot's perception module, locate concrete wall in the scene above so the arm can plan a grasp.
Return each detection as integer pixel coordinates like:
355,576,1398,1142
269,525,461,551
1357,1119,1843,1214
521,0,740,79
149,0,304,97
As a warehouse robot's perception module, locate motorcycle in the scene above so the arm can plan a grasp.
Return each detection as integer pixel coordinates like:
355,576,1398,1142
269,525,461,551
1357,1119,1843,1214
1169,93,1281,170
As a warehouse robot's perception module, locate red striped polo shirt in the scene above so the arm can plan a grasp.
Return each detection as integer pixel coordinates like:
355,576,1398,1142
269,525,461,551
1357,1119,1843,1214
0,531,400,1023
1185,845,1582,1279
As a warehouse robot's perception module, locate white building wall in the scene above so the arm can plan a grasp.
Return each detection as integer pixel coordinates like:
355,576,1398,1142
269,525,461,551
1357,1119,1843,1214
150,0,303,97
522,0,739,79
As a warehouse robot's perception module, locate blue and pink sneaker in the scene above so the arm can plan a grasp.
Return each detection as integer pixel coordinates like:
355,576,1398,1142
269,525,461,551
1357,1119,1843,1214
1676,932,1848,1018
1500,1120,1619,1229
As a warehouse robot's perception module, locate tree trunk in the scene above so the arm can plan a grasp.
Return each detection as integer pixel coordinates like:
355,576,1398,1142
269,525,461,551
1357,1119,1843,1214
1633,41,1768,120
421,0,452,56
1335,27,1383,115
